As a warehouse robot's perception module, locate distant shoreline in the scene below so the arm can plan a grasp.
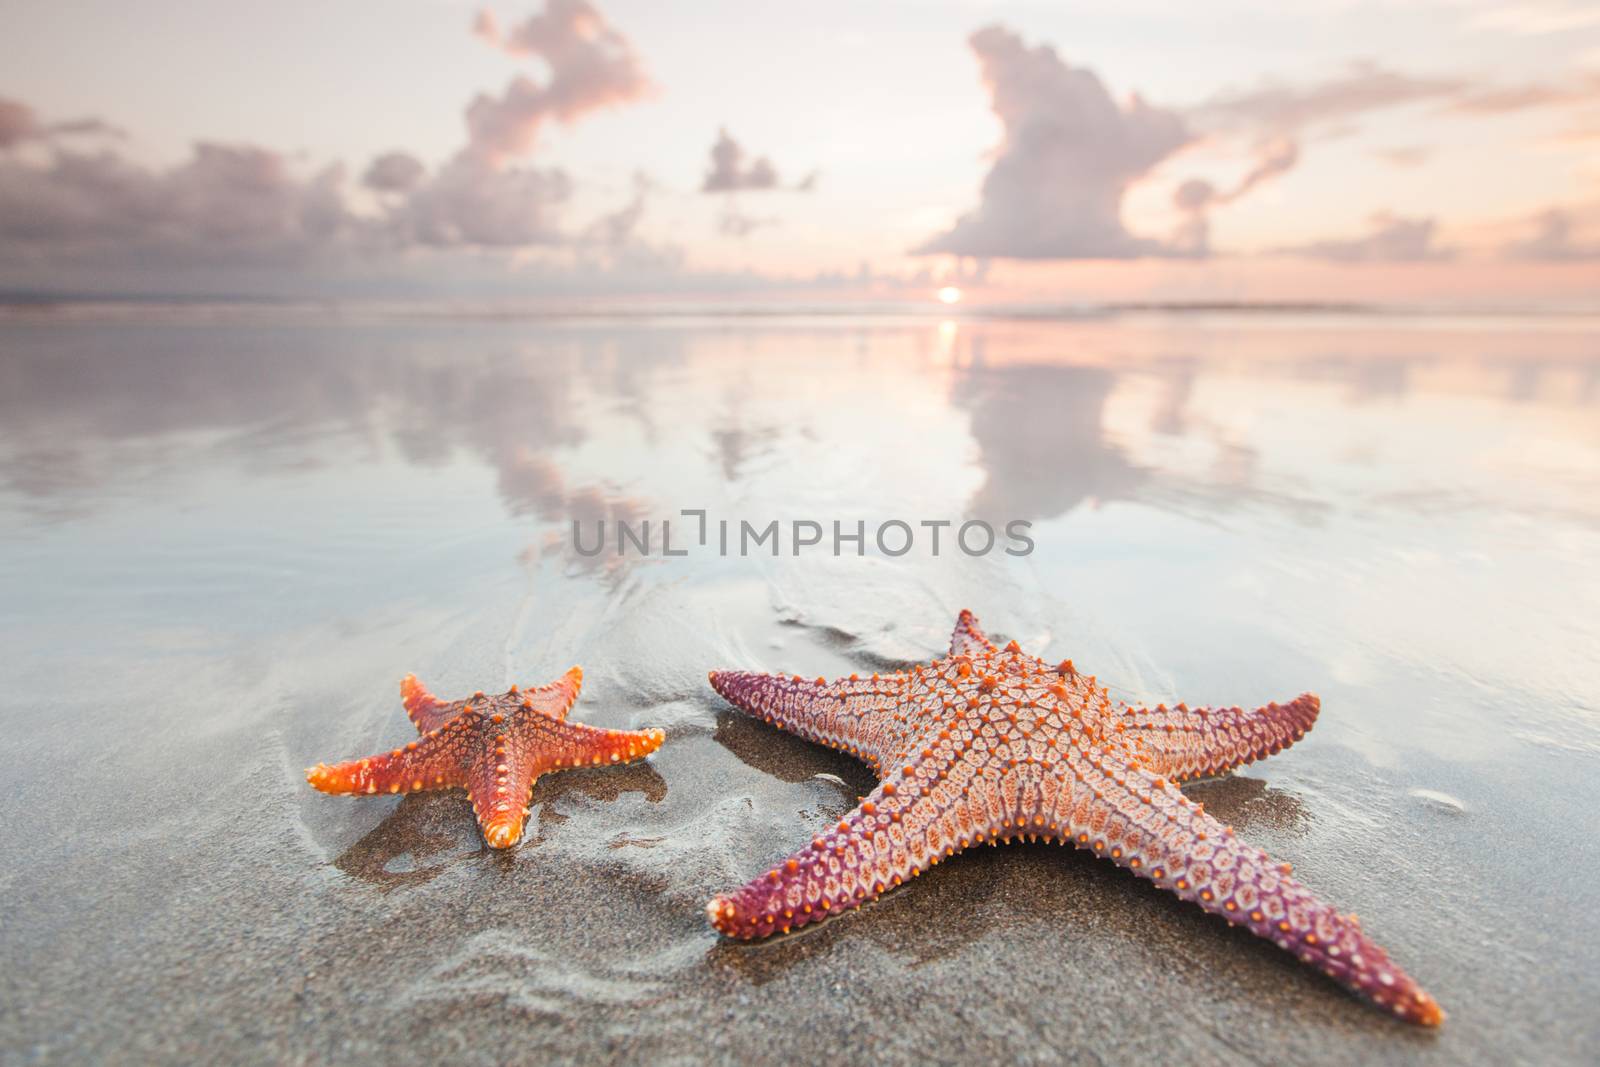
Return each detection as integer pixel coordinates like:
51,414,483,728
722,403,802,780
4,291,1600,322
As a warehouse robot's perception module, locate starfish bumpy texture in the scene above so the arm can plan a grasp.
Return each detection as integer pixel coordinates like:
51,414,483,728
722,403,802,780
707,611,1442,1026
307,668,663,849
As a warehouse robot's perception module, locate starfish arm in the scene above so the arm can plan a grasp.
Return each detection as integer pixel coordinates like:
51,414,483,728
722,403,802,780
1044,762,1442,1026
707,768,939,938
464,743,541,850
468,717,664,849
707,737,1046,940
1120,693,1321,780
402,667,581,735
305,724,469,797
400,674,460,734
518,665,584,721
709,669,916,773
949,609,996,657
522,717,666,775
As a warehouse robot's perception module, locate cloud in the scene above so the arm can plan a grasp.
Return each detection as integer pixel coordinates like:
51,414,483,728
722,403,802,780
702,129,776,192
1451,85,1576,113
1169,182,1215,256
0,99,34,148
1552,120,1600,145
562,173,682,274
581,172,648,246
374,2,650,249
918,25,1190,260
1449,73,1600,114
1229,136,1300,198
1173,63,1471,256
0,96,121,149
1197,62,1466,133
1503,208,1600,261
390,155,570,246
1280,212,1453,262
700,128,814,194
717,207,775,237
0,2,661,287
1468,2,1600,35
1373,145,1431,167
0,141,352,260
362,151,425,193
1169,136,1299,256
465,1,650,163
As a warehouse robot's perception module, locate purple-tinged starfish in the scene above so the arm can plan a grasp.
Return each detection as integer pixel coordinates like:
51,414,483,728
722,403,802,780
707,611,1443,1026
307,668,664,849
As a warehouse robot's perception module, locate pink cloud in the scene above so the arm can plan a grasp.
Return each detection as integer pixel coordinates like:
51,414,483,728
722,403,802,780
702,129,778,193
465,1,650,163
0,96,121,150
0,98,38,148
1372,145,1432,168
1171,137,1298,255
1448,72,1600,114
1172,63,1478,258
0,2,662,285
1197,62,1465,132
391,155,571,247
362,151,425,193
373,2,652,250
1280,212,1452,262
700,128,813,194
918,25,1190,260
1503,208,1600,261
0,140,350,259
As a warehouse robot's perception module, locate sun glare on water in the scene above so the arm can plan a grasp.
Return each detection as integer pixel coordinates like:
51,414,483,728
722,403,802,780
937,286,962,305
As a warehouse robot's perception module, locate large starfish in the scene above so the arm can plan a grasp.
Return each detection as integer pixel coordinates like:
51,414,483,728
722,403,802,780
706,611,1442,1026
307,668,664,849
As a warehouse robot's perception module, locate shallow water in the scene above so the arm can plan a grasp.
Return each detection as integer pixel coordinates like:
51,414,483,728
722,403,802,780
1,307,1597,1065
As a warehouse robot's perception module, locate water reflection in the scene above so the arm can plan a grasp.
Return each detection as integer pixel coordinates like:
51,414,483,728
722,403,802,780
1,313,1595,537
710,419,780,483
1300,352,1420,403
954,362,1143,522
0,322,625,524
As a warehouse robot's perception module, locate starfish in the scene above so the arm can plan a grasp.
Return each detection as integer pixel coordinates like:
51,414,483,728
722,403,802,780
307,667,664,849
706,611,1443,1026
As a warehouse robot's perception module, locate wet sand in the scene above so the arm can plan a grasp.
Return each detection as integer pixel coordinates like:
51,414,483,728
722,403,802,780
1,308,1597,1065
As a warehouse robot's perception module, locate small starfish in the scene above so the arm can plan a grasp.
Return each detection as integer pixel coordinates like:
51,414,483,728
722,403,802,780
307,668,664,849
707,611,1442,1026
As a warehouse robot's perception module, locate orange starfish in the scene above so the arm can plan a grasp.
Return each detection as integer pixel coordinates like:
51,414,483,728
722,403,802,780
707,611,1443,1026
307,668,664,849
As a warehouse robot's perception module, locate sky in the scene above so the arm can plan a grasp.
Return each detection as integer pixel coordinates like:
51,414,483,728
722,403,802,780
1,0,1598,306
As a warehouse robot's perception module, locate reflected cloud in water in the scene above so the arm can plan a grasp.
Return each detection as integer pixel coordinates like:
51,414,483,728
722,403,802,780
953,360,1144,522
1,306,1597,659
1,312,1595,538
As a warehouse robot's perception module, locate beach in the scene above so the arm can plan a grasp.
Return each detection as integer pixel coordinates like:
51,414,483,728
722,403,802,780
1,306,1597,1065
